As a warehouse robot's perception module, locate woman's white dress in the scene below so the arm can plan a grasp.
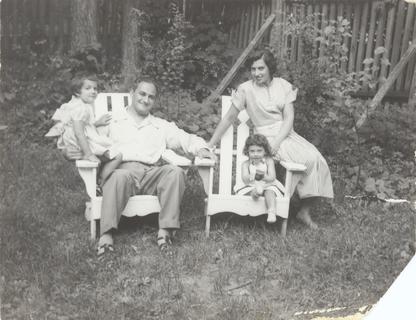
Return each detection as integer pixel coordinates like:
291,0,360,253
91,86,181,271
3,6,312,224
232,78,333,199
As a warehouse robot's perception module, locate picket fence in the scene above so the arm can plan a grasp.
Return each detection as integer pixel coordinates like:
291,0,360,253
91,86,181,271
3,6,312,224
1,0,415,96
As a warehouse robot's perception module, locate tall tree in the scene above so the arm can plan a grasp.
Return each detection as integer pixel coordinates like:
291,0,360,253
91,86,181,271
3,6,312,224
70,0,99,52
121,0,140,87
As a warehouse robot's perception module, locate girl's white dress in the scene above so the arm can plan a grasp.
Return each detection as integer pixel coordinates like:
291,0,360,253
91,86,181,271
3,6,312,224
45,96,118,158
234,158,283,197
232,78,333,199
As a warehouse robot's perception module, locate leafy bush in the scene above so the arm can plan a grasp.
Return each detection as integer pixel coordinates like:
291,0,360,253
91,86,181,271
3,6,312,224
265,14,416,198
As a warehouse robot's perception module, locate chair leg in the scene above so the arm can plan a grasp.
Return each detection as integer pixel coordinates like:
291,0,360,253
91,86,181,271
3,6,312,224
90,220,97,240
205,215,211,239
280,218,287,237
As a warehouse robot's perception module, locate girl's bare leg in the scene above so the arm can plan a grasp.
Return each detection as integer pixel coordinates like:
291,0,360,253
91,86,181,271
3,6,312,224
264,190,276,223
296,197,318,229
100,154,122,187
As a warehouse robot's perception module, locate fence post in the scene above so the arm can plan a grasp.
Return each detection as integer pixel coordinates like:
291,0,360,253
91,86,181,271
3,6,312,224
270,0,285,58
409,68,416,108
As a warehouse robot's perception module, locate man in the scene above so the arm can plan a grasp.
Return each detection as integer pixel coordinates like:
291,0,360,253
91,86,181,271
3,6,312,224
66,80,215,255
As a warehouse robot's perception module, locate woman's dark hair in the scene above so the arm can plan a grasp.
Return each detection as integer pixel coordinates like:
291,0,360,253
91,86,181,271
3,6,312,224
245,49,277,76
243,134,273,157
70,73,98,96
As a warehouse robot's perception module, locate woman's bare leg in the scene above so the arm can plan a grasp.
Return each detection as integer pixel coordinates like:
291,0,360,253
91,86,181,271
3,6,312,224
296,197,318,229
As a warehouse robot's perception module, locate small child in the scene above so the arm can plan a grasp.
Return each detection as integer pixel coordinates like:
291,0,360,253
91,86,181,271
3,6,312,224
234,134,282,223
46,74,122,186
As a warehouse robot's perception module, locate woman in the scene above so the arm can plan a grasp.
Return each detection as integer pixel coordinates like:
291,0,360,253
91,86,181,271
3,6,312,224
207,50,333,228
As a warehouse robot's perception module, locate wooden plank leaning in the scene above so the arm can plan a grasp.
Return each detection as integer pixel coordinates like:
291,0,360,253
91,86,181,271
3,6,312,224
204,13,276,106
355,43,416,129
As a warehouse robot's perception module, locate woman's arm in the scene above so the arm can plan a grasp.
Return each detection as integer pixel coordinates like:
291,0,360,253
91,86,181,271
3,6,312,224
263,157,277,183
271,103,295,153
207,104,240,148
241,161,252,185
73,120,100,162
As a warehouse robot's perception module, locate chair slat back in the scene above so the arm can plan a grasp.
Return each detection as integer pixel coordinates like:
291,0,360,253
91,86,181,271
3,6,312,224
219,96,250,195
219,96,234,194
94,93,131,120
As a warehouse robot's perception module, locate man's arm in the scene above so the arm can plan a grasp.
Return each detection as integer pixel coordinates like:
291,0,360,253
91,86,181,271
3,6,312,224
164,120,216,160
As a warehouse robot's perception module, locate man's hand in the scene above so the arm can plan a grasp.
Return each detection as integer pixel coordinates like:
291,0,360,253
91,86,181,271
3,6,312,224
62,147,83,161
95,114,112,127
196,148,217,162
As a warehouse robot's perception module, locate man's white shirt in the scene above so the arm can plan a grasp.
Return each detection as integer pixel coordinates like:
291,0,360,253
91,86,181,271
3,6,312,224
109,107,208,164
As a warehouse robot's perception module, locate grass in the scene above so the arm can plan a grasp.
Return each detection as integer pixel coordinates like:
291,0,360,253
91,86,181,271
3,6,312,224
0,140,414,320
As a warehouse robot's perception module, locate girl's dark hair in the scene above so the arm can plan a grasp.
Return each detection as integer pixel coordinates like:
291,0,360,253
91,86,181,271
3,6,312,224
245,49,277,76
70,73,98,96
243,134,273,157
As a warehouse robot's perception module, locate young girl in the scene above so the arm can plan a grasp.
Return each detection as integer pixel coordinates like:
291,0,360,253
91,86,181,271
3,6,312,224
234,134,282,223
46,74,122,186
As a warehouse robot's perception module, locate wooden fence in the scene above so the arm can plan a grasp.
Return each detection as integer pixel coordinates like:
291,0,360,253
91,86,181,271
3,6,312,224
1,0,415,96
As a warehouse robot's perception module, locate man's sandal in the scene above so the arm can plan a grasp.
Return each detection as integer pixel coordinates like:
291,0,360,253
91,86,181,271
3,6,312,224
97,243,114,257
157,235,172,252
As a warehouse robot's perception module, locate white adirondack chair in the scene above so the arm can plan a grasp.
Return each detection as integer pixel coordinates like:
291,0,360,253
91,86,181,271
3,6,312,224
205,96,306,237
76,93,214,239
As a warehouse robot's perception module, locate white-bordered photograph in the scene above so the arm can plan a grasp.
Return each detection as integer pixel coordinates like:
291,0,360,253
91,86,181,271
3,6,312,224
1,0,415,319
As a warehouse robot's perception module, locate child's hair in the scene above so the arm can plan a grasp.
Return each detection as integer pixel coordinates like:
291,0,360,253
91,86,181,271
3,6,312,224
243,134,272,157
70,73,98,96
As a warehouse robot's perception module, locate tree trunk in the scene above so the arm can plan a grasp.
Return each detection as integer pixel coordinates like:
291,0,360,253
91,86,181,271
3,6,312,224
121,0,142,89
70,0,98,53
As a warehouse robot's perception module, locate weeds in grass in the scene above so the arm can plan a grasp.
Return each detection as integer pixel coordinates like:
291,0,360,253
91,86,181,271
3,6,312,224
1,141,414,319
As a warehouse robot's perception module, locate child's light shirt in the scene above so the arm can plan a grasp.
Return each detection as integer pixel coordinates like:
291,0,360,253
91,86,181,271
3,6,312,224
248,159,267,182
45,96,117,158
234,157,283,197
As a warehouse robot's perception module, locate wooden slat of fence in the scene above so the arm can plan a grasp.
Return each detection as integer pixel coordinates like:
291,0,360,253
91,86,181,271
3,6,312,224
379,4,396,80
306,3,314,58
355,1,369,73
1,0,10,55
390,0,407,78
249,3,257,43
365,1,378,60
255,2,262,36
319,3,328,57
290,3,297,62
373,3,387,81
243,5,252,48
341,3,352,71
404,17,416,91
229,5,237,45
50,0,59,52
9,0,17,48
348,2,361,73
38,0,46,40
397,3,415,90
329,2,336,21
297,4,305,62
337,2,344,19
313,3,320,58
237,8,245,48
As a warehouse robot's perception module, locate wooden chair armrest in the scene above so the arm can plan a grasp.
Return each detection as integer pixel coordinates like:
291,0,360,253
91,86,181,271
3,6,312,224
280,161,306,172
76,160,100,168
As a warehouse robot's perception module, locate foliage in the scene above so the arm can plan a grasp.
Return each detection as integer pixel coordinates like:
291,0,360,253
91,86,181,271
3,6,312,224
267,14,416,198
2,9,414,199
